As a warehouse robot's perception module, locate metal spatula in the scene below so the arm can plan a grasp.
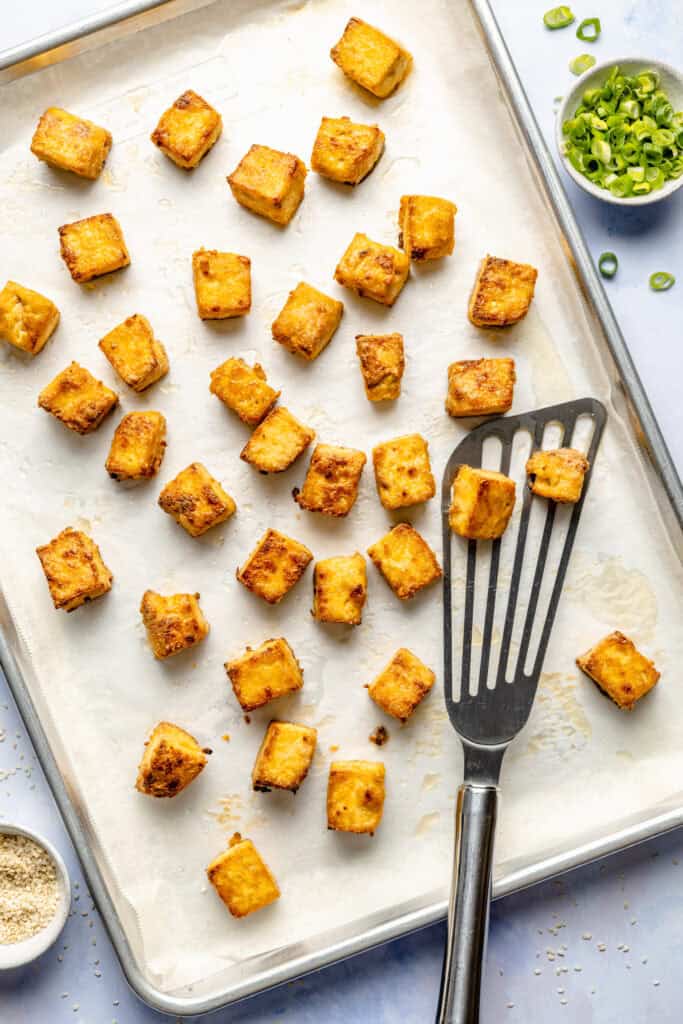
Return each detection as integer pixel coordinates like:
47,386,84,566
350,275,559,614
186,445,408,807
435,397,606,1024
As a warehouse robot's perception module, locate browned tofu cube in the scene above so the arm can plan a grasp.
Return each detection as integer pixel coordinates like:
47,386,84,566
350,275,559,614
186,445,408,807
312,553,367,625
226,637,304,710
252,721,317,792
330,17,412,99
98,314,169,392
356,333,404,402
334,232,409,306
209,357,280,426
272,282,343,361
158,462,236,536
367,648,435,722
240,406,315,474
150,90,222,169
227,144,307,226
445,358,516,418
449,465,516,540
327,760,386,834
58,213,130,284
105,411,167,481
192,249,251,320
135,721,210,798
367,523,442,601
310,116,385,185
0,280,60,356
140,589,209,659
468,255,538,328
526,447,589,504
207,834,280,918
30,107,112,180
372,433,435,510
236,529,313,605
577,631,660,711
295,444,366,517
36,527,113,612
398,195,457,261
38,361,118,434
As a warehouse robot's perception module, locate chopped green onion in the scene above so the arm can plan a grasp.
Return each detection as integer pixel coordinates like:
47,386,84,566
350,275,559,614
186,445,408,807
570,54,597,76
576,17,601,42
649,272,675,291
598,252,618,278
544,6,575,29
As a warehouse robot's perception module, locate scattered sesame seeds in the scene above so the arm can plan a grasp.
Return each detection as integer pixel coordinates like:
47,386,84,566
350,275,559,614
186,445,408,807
582,932,592,940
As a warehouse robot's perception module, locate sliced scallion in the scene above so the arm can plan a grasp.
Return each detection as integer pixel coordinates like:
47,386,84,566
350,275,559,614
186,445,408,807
576,17,601,42
649,272,675,291
544,6,575,29
598,252,618,278
570,54,597,76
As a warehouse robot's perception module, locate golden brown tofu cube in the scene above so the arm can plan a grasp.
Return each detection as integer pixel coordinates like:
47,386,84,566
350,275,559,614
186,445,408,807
36,528,113,612
311,116,385,185
334,233,409,306
367,523,442,601
30,107,112,180
526,447,589,504
38,361,118,434
135,721,210,798
227,144,307,226
58,214,130,284
236,529,313,605
372,433,435,510
312,553,367,625
367,648,435,722
468,255,538,328
209,357,279,426
98,314,169,392
327,760,386,834
151,90,222,169
0,280,60,356
398,195,457,261
330,17,412,99
272,282,343,361
240,406,315,474
252,721,317,792
449,465,516,540
140,589,209,659
158,462,236,537
105,411,167,481
445,358,516,418
226,637,304,710
207,834,280,918
356,333,404,402
295,444,366,517
192,249,251,320
577,631,660,711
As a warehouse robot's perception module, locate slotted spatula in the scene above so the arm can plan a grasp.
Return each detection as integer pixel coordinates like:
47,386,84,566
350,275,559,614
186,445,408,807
435,397,606,1024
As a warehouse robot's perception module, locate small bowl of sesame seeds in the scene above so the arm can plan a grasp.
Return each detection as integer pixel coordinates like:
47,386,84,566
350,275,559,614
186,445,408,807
0,823,70,969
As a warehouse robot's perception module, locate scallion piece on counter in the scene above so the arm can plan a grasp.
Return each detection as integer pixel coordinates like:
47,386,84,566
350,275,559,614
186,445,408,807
570,54,597,76
544,6,575,29
598,252,618,278
649,272,675,291
576,17,601,42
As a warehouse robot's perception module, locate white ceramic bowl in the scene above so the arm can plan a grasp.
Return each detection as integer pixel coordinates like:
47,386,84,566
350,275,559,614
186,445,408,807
0,823,71,969
556,56,683,206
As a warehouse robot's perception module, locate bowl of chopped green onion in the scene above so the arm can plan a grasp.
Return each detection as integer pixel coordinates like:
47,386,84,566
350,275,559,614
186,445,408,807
556,58,683,204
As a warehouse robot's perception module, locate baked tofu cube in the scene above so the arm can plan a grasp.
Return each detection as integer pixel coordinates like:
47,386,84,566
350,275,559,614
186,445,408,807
236,529,313,605
367,523,442,601
105,411,166,481
207,834,280,918
227,144,307,226
58,214,130,284
311,116,385,185
468,255,538,328
209,357,280,426
38,361,118,434
36,528,113,612
226,637,304,710
158,462,236,536
252,721,317,792
30,107,112,180
367,648,435,722
445,358,516,418
576,631,660,711
330,17,412,99
449,465,516,540
240,406,315,474
135,721,210,798
372,433,435,510
334,233,409,306
355,333,404,402
272,282,343,361
0,280,60,356
398,195,457,261
98,314,169,392
327,760,386,834
312,553,367,625
192,249,251,320
150,90,222,169
140,589,209,659
526,447,589,504
295,444,366,517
